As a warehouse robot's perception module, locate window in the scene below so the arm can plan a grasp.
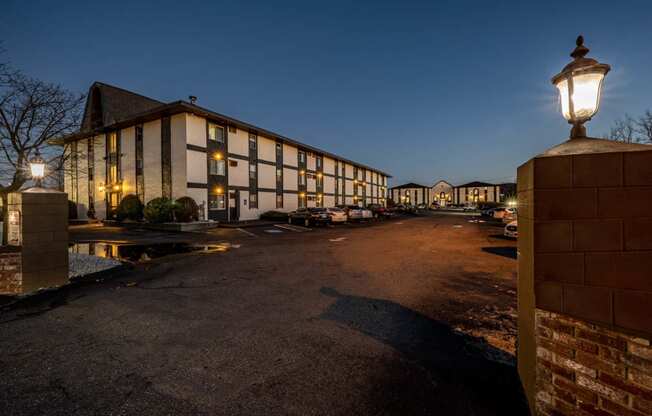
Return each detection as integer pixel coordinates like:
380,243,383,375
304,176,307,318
209,194,225,210
249,193,257,208
299,174,306,186
276,194,283,208
276,168,282,182
249,133,256,150
108,132,118,153
208,123,224,142
209,159,226,175
317,176,323,188
229,160,238,167
249,164,256,180
298,194,306,208
298,151,306,164
228,125,236,133
316,156,322,169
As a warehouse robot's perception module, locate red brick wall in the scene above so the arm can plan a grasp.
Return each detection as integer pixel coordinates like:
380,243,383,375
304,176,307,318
535,309,652,416
0,250,22,294
532,150,652,337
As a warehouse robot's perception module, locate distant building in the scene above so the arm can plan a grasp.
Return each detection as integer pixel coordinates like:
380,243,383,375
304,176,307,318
389,182,430,205
431,180,453,207
452,181,516,205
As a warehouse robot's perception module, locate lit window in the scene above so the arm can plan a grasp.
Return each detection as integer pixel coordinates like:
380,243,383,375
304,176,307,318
276,168,282,181
249,193,257,208
209,159,225,176
276,194,283,208
208,123,224,142
249,164,256,180
298,151,305,163
108,132,118,153
209,194,225,210
249,134,256,150
299,174,306,186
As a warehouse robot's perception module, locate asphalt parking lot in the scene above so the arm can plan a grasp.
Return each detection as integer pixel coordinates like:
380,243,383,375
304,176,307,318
0,213,526,415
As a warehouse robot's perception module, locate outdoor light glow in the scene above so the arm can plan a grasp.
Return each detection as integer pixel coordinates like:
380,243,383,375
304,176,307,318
317,172,323,178
215,186,224,194
213,152,223,160
29,151,46,184
551,36,610,137
112,184,121,191
99,184,105,192
300,192,306,197
300,170,305,175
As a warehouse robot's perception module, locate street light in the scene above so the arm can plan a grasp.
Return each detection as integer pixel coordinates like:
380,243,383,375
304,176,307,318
30,151,46,187
552,35,610,139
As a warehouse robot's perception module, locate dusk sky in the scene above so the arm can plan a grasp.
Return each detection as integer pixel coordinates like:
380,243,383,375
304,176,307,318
2,0,651,186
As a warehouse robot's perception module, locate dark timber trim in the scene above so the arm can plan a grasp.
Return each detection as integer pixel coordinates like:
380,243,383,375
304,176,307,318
207,120,228,222
135,124,144,201
248,131,258,209
161,116,172,199
188,182,208,189
275,141,283,208
187,143,207,153
228,152,249,161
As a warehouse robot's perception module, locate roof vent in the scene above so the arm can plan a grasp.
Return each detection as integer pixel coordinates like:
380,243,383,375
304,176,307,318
189,95,197,104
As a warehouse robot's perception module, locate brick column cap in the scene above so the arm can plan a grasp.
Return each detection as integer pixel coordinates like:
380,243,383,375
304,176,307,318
535,137,650,158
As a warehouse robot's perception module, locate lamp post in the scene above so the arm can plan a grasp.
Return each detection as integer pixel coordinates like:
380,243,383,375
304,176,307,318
552,36,610,139
29,151,46,188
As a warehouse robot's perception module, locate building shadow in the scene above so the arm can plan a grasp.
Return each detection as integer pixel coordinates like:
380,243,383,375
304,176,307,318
319,287,529,415
482,246,517,259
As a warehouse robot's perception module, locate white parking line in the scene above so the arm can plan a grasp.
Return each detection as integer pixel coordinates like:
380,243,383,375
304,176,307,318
275,224,311,232
236,228,258,237
329,237,347,242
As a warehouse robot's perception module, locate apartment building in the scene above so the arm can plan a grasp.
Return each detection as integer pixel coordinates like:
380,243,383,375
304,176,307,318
63,82,390,221
389,183,430,205
451,181,516,205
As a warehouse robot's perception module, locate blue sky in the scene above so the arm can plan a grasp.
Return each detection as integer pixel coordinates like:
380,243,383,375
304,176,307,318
2,0,651,185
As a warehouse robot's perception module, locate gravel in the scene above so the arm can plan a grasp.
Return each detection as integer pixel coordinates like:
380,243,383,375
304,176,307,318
68,252,122,278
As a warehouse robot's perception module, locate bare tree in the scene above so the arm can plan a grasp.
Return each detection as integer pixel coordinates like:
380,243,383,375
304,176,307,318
608,114,638,143
0,57,85,243
636,110,652,144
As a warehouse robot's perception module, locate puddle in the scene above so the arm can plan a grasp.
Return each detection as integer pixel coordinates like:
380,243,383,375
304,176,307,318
69,242,234,263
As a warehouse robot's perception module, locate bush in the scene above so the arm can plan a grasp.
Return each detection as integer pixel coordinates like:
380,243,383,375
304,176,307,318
116,194,144,221
174,196,199,222
68,200,78,220
143,197,176,223
260,210,289,221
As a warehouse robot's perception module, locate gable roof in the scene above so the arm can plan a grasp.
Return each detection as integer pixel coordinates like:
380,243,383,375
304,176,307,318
431,180,453,188
390,182,429,190
69,82,391,177
81,82,164,132
455,181,496,188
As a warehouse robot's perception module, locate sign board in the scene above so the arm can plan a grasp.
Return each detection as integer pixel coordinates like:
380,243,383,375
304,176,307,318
7,210,20,246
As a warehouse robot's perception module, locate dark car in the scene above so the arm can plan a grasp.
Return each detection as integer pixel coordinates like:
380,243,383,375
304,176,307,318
288,207,330,227
367,203,388,218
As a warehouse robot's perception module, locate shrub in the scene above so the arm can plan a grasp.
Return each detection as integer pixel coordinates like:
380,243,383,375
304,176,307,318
143,197,176,223
260,210,289,221
68,200,78,220
116,194,144,221
174,197,199,222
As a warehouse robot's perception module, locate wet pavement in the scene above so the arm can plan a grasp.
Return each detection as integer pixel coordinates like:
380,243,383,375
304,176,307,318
0,214,527,415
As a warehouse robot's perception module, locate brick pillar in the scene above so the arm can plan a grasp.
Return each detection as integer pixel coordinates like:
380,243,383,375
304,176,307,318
3,188,69,294
517,138,652,416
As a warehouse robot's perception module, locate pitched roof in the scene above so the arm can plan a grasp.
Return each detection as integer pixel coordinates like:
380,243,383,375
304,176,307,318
70,82,391,177
431,180,453,188
81,82,164,132
455,181,496,188
390,182,429,190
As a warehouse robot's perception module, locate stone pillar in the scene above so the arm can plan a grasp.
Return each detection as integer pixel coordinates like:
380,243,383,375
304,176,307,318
1,188,69,294
517,138,652,415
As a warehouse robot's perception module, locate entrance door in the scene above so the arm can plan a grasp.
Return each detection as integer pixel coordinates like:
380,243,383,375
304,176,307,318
229,191,239,222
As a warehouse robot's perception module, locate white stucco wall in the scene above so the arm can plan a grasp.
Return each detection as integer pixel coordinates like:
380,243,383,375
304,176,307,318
186,113,206,147
257,135,275,163
323,157,335,175
143,119,162,203
283,192,298,211
283,168,297,191
228,158,248,187
283,144,297,167
187,187,208,220
228,128,248,156
187,150,207,184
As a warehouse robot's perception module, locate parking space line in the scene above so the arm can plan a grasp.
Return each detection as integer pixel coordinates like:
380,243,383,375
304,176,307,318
275,224,311,232
236,228,258,237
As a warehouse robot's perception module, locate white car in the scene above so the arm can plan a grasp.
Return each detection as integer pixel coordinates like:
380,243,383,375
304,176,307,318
361,209,373,219
326,207,347,223
502,207,518,223
504,220,518,239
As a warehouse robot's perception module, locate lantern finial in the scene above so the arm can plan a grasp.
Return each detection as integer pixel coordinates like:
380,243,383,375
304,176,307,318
570,35,589,60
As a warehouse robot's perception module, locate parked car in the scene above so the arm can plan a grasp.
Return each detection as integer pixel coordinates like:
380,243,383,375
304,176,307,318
463,205,478,212
288,207,330,227
502,207,517,223
416,203,427,210
339,205,373,221
492,207,507,219
326,207,347,223
504,220,518,239
367,203,388,218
